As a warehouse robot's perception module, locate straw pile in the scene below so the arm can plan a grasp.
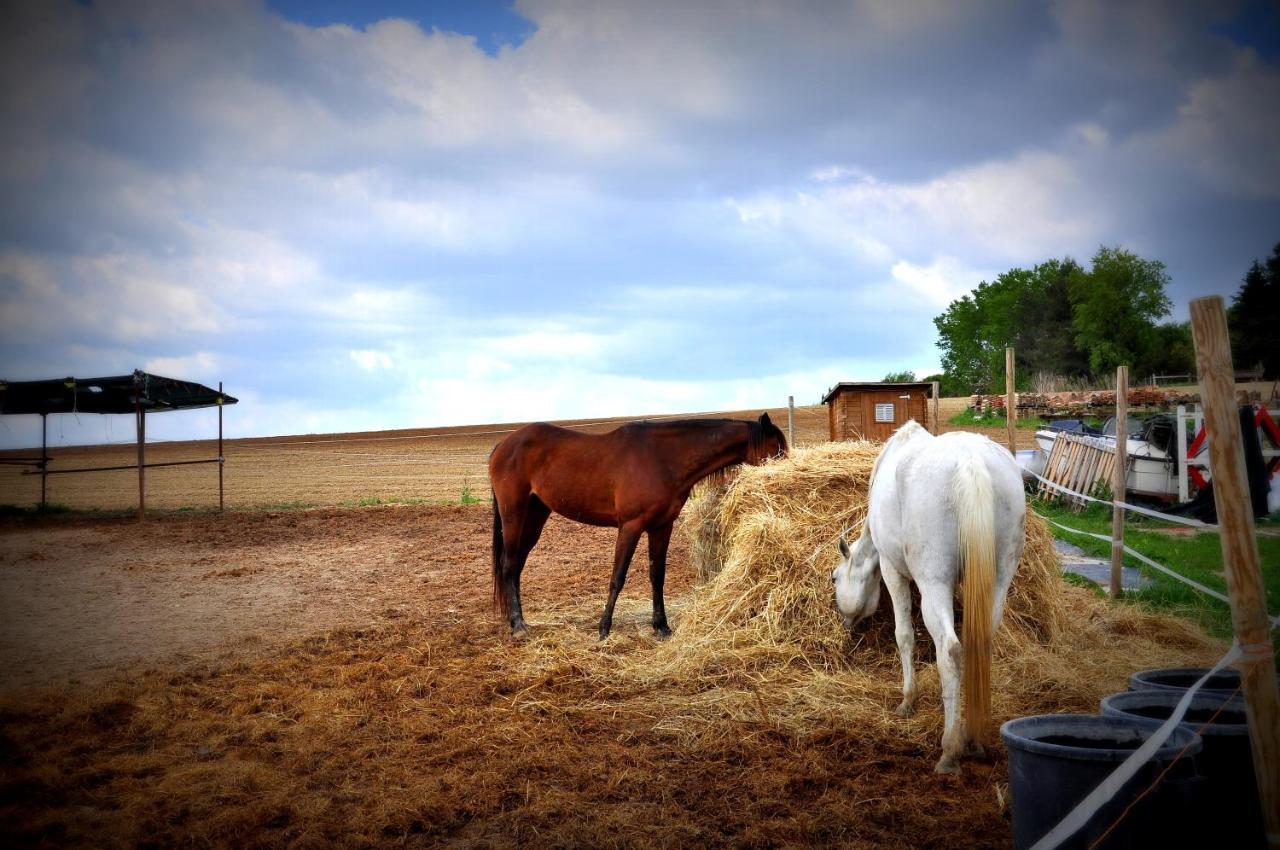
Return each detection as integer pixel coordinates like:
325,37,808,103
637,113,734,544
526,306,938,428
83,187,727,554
551,440,1222,746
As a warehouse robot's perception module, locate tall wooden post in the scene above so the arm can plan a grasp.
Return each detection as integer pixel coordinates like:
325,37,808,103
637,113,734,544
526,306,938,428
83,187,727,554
1190,296,1280,847
931,381,940,435
218,382,225,512
1110,365,1128,597
787,395,795,448
135,398,146,520
39,413,47,510
1005,347,1016,454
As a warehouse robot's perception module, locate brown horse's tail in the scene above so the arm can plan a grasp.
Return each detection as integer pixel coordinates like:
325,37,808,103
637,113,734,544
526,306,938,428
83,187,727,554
492,491,508,618
955,453,995,745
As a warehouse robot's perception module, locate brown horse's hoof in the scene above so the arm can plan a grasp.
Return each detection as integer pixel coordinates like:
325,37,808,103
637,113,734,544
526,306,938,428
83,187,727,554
511,624,529,640
653,625,672,639
964,740,985,757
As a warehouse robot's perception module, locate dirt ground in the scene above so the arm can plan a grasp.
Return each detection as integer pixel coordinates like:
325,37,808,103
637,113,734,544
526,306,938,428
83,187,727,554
0,504,670,689
0,503,1028,849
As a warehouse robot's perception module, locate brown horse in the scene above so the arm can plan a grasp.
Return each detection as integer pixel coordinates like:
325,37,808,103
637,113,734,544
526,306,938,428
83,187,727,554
489,413,787,639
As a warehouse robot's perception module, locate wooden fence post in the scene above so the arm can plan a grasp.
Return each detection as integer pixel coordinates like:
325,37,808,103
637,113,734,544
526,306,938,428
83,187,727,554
1110,365,1128,597
931,381,940,435
1005,347,1016,454
787,395,795,448
1190,295,1280,847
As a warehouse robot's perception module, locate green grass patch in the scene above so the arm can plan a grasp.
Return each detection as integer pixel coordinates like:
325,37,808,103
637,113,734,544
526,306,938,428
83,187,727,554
1033,497,1280,657
249,500,320,512
948,410,1050,430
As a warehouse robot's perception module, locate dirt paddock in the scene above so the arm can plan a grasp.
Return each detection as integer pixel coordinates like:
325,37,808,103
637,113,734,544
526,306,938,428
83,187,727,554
0,502,1031,849
0,405,1217,848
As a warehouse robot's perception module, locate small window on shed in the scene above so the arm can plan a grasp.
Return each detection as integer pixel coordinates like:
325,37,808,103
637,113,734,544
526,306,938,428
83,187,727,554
874,403,895,423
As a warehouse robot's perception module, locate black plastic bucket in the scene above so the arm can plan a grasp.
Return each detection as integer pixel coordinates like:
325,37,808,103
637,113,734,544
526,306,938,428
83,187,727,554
1000,714,1202,850
1128,666,1242,697
1102,690,1265,849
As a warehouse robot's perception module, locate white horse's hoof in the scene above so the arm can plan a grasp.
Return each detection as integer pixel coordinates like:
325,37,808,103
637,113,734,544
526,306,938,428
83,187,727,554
895,701,916,718
933,758,960,774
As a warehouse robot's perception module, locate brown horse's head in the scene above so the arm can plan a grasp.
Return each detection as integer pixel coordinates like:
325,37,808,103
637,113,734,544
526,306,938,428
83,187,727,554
748,412,788,464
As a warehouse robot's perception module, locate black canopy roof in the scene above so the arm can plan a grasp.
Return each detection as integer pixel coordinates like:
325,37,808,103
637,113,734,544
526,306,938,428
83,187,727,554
0,370,236,416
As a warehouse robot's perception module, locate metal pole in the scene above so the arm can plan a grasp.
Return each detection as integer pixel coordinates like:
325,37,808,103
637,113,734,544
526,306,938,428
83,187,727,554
787,395,795,448
218,381,224,512
1190,295,1280,848
39,413,47,510
1005,347,1016,454
136,398,145,520
1110,365,1128,598
1176,404,1189,503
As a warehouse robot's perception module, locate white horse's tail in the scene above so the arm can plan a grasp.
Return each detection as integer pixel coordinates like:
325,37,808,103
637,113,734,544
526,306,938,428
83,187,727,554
955,451,996,743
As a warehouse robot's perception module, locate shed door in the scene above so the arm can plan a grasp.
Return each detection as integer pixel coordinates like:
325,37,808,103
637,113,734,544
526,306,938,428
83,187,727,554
860,390,916,441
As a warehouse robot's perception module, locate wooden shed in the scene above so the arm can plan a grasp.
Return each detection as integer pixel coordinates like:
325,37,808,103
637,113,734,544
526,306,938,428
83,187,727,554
822,381,933,442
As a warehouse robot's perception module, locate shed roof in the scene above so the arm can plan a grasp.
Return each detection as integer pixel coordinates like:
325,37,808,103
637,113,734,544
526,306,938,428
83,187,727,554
0,370,236,416
821,381,934,405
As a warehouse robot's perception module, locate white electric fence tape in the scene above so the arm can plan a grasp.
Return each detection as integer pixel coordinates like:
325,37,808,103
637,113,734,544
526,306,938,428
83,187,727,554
1029,469,1217,530
1028,645,1246,850
1038,513,1280,629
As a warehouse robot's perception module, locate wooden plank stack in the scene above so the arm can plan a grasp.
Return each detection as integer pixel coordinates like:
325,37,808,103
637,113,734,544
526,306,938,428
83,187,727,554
1036,433,1122,509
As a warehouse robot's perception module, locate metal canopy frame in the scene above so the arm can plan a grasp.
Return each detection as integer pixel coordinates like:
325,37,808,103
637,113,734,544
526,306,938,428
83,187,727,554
0,370,237,517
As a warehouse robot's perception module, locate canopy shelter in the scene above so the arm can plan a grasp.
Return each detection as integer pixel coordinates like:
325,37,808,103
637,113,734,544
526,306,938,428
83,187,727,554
0,370,236,516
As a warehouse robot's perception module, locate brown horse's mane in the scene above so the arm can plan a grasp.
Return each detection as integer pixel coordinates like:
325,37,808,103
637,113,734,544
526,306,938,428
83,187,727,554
631,417,775,487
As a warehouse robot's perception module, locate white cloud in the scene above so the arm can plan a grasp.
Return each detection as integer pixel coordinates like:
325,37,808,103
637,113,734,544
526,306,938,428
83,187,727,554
144,351,221,379
349,349,393,371
1,0,1276,450
890,258,986,307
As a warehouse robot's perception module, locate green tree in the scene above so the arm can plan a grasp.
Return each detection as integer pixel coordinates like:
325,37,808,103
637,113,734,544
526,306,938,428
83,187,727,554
1068,246,1172,374
1012,259,1090,378
922,372,966,397
882,370,917,382
1138,321,1194,379
1229,243,1280,377
933,259,1087,394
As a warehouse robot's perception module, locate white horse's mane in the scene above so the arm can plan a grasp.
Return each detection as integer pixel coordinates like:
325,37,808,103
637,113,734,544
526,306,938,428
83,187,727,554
869,420,930,488
859,419,932,541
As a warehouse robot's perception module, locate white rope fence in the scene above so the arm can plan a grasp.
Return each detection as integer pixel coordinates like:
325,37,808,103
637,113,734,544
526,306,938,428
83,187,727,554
1030,468,1217,530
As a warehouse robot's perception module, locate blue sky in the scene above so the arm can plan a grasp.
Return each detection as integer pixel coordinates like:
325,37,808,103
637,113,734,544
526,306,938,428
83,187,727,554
1,0,1278,448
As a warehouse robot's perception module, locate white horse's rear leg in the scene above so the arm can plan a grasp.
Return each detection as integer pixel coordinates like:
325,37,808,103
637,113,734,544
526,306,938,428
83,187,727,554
881,565,917,717
919,580,964,774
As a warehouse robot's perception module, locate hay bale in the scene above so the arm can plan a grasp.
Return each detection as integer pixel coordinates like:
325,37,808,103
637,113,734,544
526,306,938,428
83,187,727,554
606,440,1222,740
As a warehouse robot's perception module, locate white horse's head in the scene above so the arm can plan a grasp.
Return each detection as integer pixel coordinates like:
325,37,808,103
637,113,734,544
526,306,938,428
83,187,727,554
832,532,881,630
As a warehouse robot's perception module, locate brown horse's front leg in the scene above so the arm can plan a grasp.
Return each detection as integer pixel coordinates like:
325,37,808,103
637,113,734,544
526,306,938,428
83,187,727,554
648,522,674,637
599,524,642,640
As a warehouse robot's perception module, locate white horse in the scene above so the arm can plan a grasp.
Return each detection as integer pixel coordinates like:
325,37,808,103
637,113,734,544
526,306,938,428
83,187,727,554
832,420,1025,773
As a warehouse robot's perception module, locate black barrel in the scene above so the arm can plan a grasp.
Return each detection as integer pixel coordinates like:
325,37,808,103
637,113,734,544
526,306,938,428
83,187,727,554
1128,666,1242,697
1102,689,1265,849
1000,713,1202,850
